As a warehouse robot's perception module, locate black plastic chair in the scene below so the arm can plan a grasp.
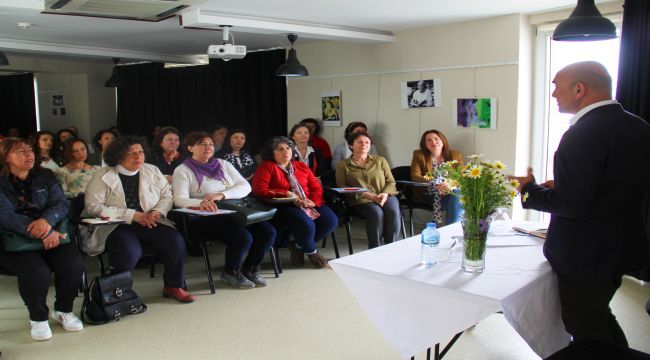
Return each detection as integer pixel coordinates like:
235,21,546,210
392,166,433,237
172,210,280,295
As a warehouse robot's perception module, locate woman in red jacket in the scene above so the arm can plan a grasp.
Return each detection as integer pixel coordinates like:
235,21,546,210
252,136,337,269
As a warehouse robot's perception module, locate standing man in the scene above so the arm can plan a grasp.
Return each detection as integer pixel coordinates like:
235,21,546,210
513,61,650,347
211,125,228,154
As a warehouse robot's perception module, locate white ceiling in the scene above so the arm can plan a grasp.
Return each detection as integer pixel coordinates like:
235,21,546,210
0,0,593,64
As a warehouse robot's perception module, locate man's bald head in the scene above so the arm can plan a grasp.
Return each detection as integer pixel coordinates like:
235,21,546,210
552,61,613,114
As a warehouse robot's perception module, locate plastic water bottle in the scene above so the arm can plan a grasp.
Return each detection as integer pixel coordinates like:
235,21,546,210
421,222,441,266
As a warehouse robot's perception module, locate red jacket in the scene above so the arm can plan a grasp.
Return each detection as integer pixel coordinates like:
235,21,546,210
311,135,332,160
252,160,323,206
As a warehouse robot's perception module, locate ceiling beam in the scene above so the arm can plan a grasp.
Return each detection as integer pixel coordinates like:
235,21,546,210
181,8,396,43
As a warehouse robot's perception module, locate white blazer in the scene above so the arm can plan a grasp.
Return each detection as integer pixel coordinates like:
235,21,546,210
81,163,175,255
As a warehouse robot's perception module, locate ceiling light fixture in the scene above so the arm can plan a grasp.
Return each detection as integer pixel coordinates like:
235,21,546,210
0,51,9,66
104,58,125,88
276,34,308,77
552,0,617,41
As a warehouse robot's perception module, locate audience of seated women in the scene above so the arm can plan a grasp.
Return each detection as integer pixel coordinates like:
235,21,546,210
410,129,463,225
252,136,337,269
0,138,84,341
88,129,117,167
55,138,100,199
147,126,185,184
289,123,327,178
336,132,401,248
29,131,60,170
216,129,257,181
331,121,378,170
83,136,195,303
173,132,275,288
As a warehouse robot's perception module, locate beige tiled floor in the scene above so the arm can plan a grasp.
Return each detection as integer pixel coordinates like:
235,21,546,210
1,221,649,359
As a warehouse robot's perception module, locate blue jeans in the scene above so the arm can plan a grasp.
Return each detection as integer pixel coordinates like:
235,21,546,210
271,204,338,253
440,193,463,224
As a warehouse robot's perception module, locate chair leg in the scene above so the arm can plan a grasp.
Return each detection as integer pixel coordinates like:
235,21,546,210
273,245,283,274
400,212,407,239
409,208,415,237
345,220,354,255
330,232,340,258
270,247,280,278
201,242,215,295
322,236,327,248
149,259,155,278
98,255,106,275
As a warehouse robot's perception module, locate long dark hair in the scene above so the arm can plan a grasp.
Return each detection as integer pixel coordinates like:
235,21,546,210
60,138,89,166
150,126,182,156
219,129,250,155
92,129,118,152
419,129,452,163
28,130,59,164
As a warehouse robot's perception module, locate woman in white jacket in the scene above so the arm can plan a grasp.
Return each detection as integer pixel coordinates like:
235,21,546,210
84,136,195,303
173,132,275,289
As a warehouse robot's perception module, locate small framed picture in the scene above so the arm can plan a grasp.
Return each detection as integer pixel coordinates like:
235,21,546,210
452,98,497,129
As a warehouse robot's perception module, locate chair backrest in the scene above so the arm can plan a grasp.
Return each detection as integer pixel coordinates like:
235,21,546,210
69,193,85,221
391,166,411,182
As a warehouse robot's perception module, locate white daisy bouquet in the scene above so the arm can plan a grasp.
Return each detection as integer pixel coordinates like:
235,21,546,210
427,154,521,266
427,154,519,220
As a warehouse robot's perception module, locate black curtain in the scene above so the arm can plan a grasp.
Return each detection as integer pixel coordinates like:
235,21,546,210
0,73,37,137
116,49,287,154
616,0,650,123
617,0,650,281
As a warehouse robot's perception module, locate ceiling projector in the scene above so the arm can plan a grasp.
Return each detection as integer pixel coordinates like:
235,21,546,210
208,44,246,61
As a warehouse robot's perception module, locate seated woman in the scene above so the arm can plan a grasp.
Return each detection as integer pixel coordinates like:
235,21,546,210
336,132,401,248
147,126,186,184
217,129,257,181
299,118,332,169
410,129,463,225
173,132,275,288
0,138,84,341
289,123,327,178
88,129,117,167
252,136,337,268
331,121,378,170
83,136,195,303
55,138,100,199
29,131,60,170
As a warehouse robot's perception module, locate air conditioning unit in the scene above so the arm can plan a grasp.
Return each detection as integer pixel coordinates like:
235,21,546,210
44,0,206,21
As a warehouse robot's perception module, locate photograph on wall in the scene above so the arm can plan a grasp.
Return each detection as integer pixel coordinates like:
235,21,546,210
50,93,66,118
322,91,342,127
452,98,497,129
401,79,441,109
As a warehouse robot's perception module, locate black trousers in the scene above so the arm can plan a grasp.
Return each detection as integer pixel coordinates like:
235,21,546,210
556,272,628,347
0,242,84,321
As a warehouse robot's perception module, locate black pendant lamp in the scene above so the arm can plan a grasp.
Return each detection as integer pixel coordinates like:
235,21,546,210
276,34,309,77
104,57,125,87
552,0,617,41
0,51,9,66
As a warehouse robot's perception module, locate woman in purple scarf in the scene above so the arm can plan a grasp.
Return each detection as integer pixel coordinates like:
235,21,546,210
172,132,275,289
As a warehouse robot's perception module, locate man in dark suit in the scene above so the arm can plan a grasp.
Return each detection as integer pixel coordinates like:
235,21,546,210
512,61,650,347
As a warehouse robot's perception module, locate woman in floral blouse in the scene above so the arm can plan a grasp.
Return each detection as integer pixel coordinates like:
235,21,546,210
54,138,99,199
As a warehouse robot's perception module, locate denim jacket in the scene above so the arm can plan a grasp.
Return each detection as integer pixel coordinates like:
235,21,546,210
0,169,69,238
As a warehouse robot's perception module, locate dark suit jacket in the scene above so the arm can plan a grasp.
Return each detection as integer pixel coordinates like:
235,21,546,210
522,103,650,279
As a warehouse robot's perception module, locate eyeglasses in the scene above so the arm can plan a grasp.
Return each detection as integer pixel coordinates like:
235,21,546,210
125,150,145,158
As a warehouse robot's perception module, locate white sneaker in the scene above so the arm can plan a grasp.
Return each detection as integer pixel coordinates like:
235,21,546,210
51,311,84,332
29,320,52,341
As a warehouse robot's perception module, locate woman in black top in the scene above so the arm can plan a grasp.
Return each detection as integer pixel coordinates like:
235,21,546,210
147,126,185,183
217,129,257,181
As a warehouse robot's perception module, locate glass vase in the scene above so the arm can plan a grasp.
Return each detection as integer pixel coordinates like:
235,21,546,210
460,214,493,273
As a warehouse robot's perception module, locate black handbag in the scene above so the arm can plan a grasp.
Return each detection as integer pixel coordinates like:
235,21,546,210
217,197,278,227
81,271,147,325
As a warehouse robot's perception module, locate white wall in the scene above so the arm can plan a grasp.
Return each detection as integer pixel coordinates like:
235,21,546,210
3,54,116,142
288,14,527,172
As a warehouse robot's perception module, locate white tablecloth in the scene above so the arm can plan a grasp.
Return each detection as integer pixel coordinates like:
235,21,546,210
330,220,570,359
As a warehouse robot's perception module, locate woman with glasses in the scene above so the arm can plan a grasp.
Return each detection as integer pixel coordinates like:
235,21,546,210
252,136,337,269
173,132,275,288
83,136,195,303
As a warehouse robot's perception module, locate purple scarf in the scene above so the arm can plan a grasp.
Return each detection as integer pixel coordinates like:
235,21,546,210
183,157,225,187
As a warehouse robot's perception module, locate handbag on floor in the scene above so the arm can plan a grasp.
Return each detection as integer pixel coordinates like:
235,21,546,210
218,197,277,226
81,270,147,325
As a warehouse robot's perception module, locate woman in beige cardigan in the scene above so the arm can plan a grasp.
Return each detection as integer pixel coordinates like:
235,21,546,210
336,132,401,249
410,129,463,225
84,136,195,303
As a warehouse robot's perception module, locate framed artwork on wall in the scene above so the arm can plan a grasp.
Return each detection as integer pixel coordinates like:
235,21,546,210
322,90,342,127
452,98,497,129
401,79,441,109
